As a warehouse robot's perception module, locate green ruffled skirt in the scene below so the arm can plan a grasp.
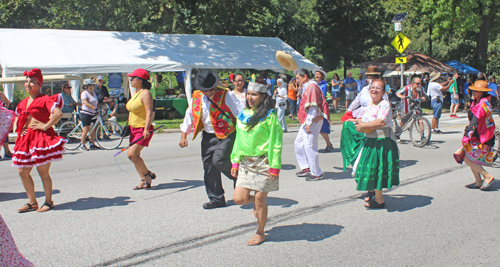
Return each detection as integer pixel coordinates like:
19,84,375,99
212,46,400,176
341,121,365,171
354,137,400,191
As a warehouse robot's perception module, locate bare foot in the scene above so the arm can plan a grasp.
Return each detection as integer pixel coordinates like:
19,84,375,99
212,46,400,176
252,206,258,218
247,233,266,246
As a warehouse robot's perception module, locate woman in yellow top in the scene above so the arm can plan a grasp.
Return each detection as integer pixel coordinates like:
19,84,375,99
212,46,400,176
126,69,156,190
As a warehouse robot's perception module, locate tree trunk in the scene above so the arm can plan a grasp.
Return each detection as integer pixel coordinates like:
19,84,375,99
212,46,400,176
428,25,433,58
475,10,494,72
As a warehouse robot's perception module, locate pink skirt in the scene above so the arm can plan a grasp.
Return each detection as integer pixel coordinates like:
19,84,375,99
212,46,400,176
0,214,35,267
129,125,154,147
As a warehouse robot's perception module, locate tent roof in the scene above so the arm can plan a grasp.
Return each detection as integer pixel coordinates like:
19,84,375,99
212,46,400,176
0,29,317,76
354,53,457,73
444,60,480,74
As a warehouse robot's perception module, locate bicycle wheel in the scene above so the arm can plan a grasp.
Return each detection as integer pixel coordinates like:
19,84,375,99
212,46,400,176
409,116,431,147
95,121,124,149
392,117,402,139
493,126,500,162
57,121,82,150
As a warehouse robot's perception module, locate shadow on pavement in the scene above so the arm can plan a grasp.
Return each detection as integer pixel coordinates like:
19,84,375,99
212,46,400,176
234,197,298,209
0,189,61,203
319,148,340,153
441,131,461,135
56,196,134,210
265,223,344,242
400,160,417,168
323,171,352,180
149,179,205,191
384,194,433,212
281,164,297,170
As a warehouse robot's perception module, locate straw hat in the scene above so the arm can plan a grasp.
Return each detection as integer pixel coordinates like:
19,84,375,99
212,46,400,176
365,66,381,75
429,71,440,82
276,51,298,72
468,80,492,92
313,67,327,77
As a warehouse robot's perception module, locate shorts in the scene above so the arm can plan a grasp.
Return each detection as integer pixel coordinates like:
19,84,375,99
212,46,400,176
129,125,154,147
450,95,459,105
81,113,96,127
152,99,157,112
320,118,330,134
346,91,355,100
431,99,443,119
332,91,340,98
464,94,471,103
490,96,498,108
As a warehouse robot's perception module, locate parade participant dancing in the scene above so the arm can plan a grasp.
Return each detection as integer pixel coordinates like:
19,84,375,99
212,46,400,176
341,66,380,173
0,214,34,266
126,69,156,190
453,80,495,190
179,69,242,209
13,68,66,212
294,68,330,181
231,81,283,246
348,79,399,209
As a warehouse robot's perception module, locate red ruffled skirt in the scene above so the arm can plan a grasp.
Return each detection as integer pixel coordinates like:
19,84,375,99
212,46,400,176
12,128,67,168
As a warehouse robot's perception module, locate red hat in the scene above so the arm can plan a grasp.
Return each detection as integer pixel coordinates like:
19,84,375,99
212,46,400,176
23,68,43,86
127,69,149,80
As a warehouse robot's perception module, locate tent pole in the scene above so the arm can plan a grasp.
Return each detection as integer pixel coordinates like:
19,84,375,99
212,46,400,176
185,66,192,103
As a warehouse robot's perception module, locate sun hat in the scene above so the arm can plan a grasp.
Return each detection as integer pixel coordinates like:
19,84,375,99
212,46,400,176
192,69,220,91
83,79,96,86
23,68,43,86
468,80,492,92
276,51,298,72
365,66,381,75
247,82,268,94
127,69,150,80
313,67,327,78
429,71,441,82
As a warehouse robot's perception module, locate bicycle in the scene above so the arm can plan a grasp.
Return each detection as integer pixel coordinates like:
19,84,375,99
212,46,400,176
493,126,500,162
391,98,432,147
57,108,124,150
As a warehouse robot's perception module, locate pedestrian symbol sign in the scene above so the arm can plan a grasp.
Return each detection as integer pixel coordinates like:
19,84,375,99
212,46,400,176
395,56,407,64
391,33,411,54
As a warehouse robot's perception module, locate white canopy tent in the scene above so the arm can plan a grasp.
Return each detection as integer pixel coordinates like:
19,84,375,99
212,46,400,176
0,28,317,102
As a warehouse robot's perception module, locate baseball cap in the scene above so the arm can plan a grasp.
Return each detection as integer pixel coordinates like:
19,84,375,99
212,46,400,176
127,69,150,80
96,75,104,80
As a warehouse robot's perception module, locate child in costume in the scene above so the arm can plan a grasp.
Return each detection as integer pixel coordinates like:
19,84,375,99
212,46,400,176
13,68,67,212
231,81,283,246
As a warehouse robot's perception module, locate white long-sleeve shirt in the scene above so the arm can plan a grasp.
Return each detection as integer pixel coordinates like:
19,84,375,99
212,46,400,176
180,91,242,134
348,85,372,118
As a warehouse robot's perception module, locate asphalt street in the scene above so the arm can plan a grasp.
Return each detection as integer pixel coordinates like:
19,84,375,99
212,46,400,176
1,111,499,266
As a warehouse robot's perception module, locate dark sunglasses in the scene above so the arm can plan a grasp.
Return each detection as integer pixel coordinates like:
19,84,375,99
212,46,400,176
130,76,138,81
414,83,422,85
64,86,71,89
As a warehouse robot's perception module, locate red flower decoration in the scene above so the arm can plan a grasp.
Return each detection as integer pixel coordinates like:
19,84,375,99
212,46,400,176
214,119,229,133
212,94,221,103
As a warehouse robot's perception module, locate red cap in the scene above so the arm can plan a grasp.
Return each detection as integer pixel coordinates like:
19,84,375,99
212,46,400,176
127,69,149,80
23,68,43,86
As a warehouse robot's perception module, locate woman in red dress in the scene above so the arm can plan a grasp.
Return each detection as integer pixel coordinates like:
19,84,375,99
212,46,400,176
13,68,67,213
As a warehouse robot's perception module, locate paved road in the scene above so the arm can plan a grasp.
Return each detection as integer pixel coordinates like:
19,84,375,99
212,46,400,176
1,112,499,266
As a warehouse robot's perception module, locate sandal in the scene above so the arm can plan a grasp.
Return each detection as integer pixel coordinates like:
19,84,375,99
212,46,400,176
142,182,151,189
18,202,39,213
134,180,146,190
465,183,482,189
480,178,495,191
365,198,385,209
324,145,334,153
148,171,156,180
364,191,375,202
37,201,54,212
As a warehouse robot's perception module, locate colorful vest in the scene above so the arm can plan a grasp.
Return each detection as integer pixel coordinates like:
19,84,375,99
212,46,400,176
191,87,236,140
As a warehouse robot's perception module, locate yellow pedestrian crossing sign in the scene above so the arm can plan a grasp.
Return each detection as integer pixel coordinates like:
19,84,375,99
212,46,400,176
391,33,411,53
395,56,407,64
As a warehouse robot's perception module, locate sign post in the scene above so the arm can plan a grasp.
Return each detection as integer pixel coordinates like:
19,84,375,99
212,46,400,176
392,13,409,90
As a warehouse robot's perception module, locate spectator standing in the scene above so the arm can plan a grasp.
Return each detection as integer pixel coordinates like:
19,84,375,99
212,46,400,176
232,72,247,109
477,72,486,81
274,78,288,132
355,73,367,96
177,71,186,94
106,96,119,133
288,78,298,120
464,77,472,110
60,82,77,113
344,71,356,109
487,76,499,109
427,71,453,134
314,68,333,152
80,79,99,150
331,73,341,112
151,74,168,99
449,72,460,118
95,75,110,109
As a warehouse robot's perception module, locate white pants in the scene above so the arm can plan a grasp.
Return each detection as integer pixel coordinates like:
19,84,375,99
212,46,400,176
294,121,322,176
277,105,287,132
108,116,118,133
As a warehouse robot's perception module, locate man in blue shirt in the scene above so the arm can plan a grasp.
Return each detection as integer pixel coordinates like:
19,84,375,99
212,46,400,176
177,71,186,94
344,71,356,109
463,77,471,109
355,73,366,96
314,68,333,152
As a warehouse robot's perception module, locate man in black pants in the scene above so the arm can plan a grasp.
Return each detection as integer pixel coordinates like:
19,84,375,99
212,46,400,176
179,69,242,209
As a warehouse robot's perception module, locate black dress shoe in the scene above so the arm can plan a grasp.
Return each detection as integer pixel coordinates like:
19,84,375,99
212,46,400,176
203,201,226,209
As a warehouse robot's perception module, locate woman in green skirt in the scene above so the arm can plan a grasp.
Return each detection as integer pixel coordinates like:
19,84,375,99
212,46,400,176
348,79,399,209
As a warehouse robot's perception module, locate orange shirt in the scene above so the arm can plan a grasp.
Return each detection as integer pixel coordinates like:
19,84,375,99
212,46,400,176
288,84,297,100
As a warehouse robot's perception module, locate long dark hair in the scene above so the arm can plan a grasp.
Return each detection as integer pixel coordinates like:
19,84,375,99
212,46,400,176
139,78,152,90
246,82,276,130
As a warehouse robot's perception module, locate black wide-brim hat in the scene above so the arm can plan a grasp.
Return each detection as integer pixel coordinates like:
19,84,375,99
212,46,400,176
192,69,220,91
